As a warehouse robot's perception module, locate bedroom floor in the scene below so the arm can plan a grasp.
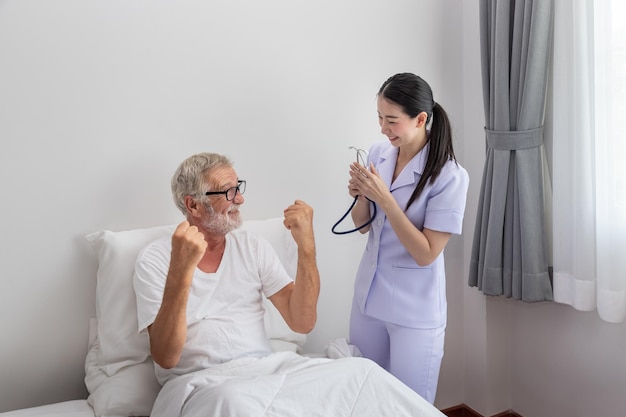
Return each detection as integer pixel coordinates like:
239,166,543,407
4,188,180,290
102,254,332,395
441,404,522,417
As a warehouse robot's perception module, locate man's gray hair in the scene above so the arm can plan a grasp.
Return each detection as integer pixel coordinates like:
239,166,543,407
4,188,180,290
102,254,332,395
171,152,233,215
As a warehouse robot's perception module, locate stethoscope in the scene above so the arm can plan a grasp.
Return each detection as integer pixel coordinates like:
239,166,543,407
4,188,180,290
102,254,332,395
331,146,378,235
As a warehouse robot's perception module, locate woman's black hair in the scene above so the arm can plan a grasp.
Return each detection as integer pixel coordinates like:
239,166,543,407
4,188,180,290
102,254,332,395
378,72,457,210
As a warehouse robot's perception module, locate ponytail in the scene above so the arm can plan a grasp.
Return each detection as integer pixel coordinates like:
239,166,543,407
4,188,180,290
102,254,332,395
405,102,457,210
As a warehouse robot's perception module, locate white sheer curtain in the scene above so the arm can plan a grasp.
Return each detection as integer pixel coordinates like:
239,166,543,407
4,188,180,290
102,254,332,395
551,0,626,323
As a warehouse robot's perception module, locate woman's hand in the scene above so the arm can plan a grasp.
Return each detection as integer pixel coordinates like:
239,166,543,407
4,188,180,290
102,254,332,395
348,161,387,204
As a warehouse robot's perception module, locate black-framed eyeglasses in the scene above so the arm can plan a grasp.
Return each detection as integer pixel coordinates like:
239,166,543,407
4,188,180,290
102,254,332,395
204,180,246,201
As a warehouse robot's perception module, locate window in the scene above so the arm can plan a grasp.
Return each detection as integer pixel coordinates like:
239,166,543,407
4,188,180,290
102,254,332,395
551,0,626,323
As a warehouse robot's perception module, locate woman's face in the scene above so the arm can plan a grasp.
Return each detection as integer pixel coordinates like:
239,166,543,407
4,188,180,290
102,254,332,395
377,96,426,148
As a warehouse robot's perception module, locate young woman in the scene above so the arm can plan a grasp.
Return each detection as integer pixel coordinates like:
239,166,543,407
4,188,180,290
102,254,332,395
347,73,469,404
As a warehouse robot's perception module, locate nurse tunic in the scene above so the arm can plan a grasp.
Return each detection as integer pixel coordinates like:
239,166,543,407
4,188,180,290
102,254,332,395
352,140,469,329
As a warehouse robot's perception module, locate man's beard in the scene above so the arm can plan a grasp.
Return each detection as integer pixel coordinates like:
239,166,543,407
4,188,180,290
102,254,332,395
202,204,243,234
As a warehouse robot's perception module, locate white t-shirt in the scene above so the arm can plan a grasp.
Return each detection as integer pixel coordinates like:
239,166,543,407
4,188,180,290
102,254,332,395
133,229,293,385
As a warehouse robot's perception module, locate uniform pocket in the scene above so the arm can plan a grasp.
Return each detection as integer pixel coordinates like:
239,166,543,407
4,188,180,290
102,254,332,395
391,266,439,325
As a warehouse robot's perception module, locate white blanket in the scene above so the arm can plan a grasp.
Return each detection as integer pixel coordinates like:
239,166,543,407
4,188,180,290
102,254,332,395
151,351,445,417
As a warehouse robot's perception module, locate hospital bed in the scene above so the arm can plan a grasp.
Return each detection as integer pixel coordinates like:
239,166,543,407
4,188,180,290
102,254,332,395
0,218,445,417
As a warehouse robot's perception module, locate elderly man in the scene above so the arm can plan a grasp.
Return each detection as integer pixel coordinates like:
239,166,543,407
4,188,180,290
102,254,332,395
134,152,319,381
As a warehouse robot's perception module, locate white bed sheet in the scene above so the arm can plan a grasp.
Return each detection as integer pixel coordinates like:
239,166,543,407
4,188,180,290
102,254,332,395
151,351,445,417
0,400,94,417
0,354,445,417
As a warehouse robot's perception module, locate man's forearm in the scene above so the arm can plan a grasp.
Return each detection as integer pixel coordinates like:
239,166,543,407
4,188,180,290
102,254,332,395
289,244,320,333
148,276,191,369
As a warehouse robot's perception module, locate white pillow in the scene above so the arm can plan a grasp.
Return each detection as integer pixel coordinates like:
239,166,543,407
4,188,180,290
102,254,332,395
84,218,304,417
85,319,160,417
87,224,177,376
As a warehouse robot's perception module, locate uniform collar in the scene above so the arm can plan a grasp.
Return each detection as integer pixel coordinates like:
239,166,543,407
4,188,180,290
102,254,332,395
377,142,430,191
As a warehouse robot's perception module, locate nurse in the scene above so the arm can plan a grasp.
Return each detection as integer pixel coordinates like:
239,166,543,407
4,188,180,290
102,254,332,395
347,73,469,404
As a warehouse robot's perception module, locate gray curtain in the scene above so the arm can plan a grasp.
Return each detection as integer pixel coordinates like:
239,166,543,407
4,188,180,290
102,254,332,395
469,0,554,301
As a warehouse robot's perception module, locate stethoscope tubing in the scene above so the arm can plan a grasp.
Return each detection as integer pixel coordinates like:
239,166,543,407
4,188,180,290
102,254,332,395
331,195,377,235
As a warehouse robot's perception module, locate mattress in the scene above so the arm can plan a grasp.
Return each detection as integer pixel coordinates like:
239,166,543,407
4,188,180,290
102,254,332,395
0,400,94,417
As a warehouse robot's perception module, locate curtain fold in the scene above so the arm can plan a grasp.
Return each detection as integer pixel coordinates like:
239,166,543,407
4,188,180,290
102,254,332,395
469,0,554,301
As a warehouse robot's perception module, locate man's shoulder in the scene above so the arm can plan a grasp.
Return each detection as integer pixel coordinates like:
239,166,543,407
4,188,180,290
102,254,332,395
137,236,172,263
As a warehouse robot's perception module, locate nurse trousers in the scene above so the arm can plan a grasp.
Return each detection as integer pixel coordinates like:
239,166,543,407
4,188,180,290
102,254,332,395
349,301,445,404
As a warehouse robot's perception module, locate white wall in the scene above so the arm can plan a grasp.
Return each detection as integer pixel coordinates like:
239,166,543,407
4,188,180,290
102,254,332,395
0,0,467,412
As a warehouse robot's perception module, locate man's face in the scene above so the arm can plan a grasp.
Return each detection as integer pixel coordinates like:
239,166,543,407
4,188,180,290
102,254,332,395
200,166,244,234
